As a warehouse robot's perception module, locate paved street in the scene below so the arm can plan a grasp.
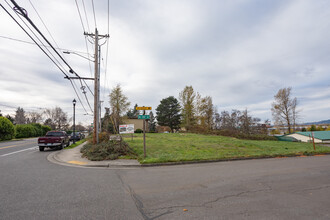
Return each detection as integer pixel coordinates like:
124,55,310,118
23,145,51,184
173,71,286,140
0,139,329,219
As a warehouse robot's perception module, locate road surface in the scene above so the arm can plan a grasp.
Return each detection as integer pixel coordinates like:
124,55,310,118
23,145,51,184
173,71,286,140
1,139,329,219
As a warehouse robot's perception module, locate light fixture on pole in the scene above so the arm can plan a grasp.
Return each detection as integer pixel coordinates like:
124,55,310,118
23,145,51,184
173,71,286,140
72,99,76,144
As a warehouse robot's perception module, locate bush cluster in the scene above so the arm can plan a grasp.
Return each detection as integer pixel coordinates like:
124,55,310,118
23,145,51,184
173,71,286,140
135,129,143,133
81,140,135,161
0,117,16,141
15,123,51,139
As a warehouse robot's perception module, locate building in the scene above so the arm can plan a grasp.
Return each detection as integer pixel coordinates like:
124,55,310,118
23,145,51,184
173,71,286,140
286,131,330,143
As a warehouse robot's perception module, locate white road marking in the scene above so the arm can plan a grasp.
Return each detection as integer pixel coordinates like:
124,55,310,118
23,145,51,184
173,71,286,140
0,147,37,157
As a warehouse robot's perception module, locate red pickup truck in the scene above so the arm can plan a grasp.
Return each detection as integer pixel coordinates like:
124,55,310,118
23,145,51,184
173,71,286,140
38,131,70,151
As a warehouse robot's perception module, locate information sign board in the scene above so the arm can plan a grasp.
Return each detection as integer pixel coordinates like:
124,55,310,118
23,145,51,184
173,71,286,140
119,124,135,134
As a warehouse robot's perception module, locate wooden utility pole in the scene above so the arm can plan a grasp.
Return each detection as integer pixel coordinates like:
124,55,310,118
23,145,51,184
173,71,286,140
84,28,109,144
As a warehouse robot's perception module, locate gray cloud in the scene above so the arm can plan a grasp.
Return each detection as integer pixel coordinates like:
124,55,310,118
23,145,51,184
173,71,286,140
0,0,329,125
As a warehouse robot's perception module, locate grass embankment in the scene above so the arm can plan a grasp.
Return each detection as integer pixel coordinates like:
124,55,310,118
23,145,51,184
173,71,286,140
124,133,330,164
65,139,86,149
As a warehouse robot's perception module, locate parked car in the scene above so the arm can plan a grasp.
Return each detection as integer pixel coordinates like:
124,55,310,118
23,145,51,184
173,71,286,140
70,132,82,141
38,131,70,151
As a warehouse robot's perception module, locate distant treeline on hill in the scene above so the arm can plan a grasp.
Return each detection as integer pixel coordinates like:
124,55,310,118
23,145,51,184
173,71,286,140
302,119,330,125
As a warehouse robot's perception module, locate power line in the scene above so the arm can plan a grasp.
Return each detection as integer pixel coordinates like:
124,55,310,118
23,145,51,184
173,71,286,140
91,0,97,28
0,35,91,55
82,0,91,33
70,79,89,114
0,3,70,78
10,0,77,76
28,0,62,55
74,0,94,77
2,1,91,115
5,0,70,78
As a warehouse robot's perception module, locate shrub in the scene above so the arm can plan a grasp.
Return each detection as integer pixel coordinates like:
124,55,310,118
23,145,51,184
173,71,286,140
98,132,110,142
15,124,39,138
0,116,16,141
30,123,43,136
81,140,135,161
41,125,51,135
135,128,143,133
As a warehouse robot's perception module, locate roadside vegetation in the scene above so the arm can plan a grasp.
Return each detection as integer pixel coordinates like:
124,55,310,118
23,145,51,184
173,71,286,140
124,133,330,164
65,139,86,149
80,139,135,161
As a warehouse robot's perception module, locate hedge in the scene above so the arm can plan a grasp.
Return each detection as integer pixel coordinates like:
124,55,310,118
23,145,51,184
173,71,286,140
15,123,51,138
0,117,16,141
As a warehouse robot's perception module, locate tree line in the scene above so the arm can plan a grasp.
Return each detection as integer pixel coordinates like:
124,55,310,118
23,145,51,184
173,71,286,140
0,106,88,141
103,85,279,138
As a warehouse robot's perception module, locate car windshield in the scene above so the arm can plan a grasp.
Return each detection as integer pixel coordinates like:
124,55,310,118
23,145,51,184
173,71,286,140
46,132,64,137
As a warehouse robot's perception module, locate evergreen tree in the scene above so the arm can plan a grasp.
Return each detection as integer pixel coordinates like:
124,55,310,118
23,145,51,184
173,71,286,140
156,96,181,133
148,111,156,132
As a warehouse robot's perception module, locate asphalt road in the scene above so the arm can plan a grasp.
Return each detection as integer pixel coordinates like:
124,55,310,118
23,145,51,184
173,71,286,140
1,139,329,220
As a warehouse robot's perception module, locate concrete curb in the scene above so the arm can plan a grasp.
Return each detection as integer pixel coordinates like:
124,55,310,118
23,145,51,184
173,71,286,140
48,142,141,168
139,153,330,167
48,142,330,168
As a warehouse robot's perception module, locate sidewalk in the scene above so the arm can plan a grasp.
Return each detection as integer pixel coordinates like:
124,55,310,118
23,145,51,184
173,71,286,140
48,142,141,168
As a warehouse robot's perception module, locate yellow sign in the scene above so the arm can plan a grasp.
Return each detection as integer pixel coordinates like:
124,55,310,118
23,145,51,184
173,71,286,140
136,106,152,110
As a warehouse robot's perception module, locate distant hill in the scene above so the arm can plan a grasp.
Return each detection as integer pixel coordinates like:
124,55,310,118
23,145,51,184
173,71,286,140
303,119,330,125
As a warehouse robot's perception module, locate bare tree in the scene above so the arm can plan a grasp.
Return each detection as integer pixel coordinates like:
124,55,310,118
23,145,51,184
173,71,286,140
109,84,130,132
271,87,299,133
27,111,43,123
44,107,69,130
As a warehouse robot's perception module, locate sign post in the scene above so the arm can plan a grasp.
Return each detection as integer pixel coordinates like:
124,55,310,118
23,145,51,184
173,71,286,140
136,106,152,158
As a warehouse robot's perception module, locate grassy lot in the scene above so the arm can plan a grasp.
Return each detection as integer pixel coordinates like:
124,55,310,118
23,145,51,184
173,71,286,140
65,139,86,149
123,133,330,164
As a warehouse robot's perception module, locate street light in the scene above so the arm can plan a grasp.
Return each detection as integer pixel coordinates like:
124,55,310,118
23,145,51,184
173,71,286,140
63,51,94,62
72,99,76,144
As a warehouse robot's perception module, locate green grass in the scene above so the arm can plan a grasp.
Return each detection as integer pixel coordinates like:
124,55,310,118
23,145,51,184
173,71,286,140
124,133,330,164
65,139,86,149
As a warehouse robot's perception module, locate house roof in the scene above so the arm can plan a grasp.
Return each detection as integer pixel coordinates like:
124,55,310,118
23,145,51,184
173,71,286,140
295,131,330,140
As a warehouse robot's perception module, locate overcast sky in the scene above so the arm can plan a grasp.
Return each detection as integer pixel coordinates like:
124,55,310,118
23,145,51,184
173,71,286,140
0,0,329,126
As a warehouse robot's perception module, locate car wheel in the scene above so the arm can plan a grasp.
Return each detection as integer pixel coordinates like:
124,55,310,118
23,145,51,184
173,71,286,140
66,141,70,147
39,146,44,151
58,143,63,150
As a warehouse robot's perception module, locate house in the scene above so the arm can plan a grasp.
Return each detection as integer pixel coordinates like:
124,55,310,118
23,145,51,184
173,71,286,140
286,131,330,143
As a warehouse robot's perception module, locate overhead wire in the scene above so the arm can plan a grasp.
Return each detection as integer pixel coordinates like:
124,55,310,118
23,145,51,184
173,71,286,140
3,1,91,114
81,0,90,33
0,35,90,54
25,0,93,114
74,0,94,78
91,0,97,28
28,0,63,56
69,80,89,114
10,0,78,77
0,3,69,79
102,0,111,102
4,0,68,75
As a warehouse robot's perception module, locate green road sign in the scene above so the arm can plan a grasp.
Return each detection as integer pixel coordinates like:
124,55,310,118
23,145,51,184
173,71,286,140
138,115,150,120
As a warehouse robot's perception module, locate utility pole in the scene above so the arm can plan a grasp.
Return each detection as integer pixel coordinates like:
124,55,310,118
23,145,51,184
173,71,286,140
84,28,109,144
